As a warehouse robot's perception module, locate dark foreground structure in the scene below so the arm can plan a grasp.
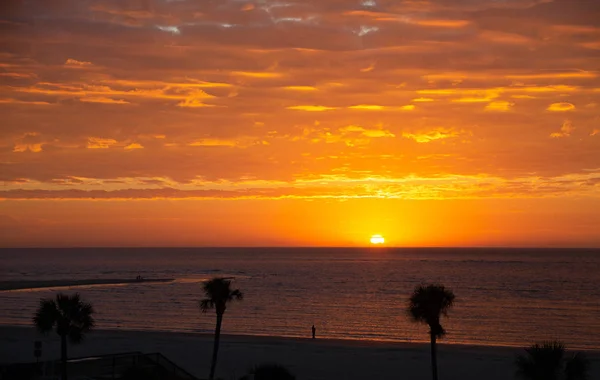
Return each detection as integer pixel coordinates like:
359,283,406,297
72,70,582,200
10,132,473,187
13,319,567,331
0,351,198,380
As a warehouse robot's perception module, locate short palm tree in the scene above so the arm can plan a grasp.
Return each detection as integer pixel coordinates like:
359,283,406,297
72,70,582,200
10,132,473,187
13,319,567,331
407,284,455,380
516,341,589,380
33,293,95,380
200,277,243,380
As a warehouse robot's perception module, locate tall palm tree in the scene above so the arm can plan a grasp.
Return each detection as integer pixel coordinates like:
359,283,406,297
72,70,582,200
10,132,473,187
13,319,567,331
33,293,95,380
200,277,243,380
516,341,589,380
407,284,455,380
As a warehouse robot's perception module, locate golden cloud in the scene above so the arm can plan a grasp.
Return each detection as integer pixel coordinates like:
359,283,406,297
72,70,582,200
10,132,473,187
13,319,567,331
506,71,596,80
0,98,52,105
124,143,144,150
547,102,576,112
283,86,318,91
87,137,118,149
550,121,574,138
13,143,43,153
65,59,93,67
485,101,514,112
231,71,283,79
402,128,463,143
80,97,129,104
287,105,337,112
348,105,386,110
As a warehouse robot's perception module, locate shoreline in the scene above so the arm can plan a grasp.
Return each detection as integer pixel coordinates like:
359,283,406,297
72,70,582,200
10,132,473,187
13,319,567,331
3,324,600,353
0,278,175,291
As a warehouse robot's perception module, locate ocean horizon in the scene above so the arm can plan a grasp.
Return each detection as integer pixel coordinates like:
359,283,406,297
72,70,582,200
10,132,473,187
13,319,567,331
2,247,599,350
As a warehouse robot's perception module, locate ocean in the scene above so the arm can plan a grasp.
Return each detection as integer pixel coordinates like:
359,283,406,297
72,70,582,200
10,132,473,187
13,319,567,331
1,248,599,350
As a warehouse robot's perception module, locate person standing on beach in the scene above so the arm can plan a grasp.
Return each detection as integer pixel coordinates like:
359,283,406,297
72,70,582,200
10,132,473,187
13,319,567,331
312,324,316,339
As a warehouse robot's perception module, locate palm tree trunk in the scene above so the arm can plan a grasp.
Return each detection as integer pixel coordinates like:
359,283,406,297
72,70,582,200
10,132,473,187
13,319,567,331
61,334,68,380
430,332,438,380
208,313,223,380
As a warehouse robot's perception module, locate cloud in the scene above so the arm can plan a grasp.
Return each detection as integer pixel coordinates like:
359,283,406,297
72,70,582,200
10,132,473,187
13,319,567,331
87,138,118,149
0,98,52,105
550,121,574,138
401,128,465,143
283,86,317,91
547,102,576,112
187,137,263,148
80,97,130,105
1,0,599,208
591,129,599,137
339,125,395,138
231,71,283,79
65,59,92,67
156,25,181,35
13,144,43,153
4,171,599,200
485,101,514,112
348,104,386,110
506,71,596,80
287,105,337,111
124,143,144,150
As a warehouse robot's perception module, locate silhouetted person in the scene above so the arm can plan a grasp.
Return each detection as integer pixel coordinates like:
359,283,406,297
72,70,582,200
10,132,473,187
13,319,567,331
312,325,316,339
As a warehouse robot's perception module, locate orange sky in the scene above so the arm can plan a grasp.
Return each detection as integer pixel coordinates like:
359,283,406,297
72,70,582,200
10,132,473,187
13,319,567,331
1,0,599,247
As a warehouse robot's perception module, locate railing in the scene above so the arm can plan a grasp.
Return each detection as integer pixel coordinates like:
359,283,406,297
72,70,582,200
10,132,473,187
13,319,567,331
1,351,200,380
145,352,199,380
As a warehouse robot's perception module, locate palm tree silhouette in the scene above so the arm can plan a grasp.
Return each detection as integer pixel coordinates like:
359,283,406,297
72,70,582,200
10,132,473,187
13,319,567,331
516,341,589,380
407,284,455,380
200,277,243,380
33,293,95,380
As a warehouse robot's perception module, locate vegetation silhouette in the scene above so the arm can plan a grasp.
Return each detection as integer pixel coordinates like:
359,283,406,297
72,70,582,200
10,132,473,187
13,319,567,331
200,277,243,380
33,293,95,380
407,284,455,380
239,364,296,380
120,366,161,380
515,341,589,380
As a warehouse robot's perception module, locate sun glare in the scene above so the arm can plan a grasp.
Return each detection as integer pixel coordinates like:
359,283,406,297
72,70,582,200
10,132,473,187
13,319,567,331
370,234,385,245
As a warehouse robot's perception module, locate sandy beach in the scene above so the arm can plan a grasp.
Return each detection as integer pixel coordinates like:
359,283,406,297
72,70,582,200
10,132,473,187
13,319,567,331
1,326,598,380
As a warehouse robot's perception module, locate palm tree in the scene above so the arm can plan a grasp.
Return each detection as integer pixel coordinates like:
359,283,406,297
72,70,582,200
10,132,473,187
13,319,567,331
407,284,455,380
33,293,95,380
516,341,589,380
200,277,243,380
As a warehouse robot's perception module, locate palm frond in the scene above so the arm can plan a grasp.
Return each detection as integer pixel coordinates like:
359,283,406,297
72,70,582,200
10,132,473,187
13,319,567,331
68,328,84,344
407,284,455,337
199,299,215,312
229,289,244,301
515,354,535,379
516,341,566,380
33,298,59,333
565,352,589,380
200,277,243,315
33,293,95,344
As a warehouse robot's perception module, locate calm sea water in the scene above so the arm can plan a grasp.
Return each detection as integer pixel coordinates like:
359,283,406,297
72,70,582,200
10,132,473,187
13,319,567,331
1,248,599,350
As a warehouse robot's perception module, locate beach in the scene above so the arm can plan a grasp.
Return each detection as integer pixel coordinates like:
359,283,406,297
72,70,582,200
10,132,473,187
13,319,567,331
2,326,598,380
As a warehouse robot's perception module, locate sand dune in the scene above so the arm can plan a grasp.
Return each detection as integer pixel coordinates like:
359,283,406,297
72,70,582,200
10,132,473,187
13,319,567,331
1,326,598,380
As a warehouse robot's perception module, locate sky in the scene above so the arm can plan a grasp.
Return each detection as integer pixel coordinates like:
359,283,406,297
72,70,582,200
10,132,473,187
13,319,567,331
1,0,599,247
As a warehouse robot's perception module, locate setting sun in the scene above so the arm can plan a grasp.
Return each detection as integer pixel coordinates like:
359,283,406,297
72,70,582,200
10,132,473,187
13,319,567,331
370,235,385,245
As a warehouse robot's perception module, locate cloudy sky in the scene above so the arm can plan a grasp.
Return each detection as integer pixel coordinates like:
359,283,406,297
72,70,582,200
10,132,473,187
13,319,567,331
1,0,599,247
